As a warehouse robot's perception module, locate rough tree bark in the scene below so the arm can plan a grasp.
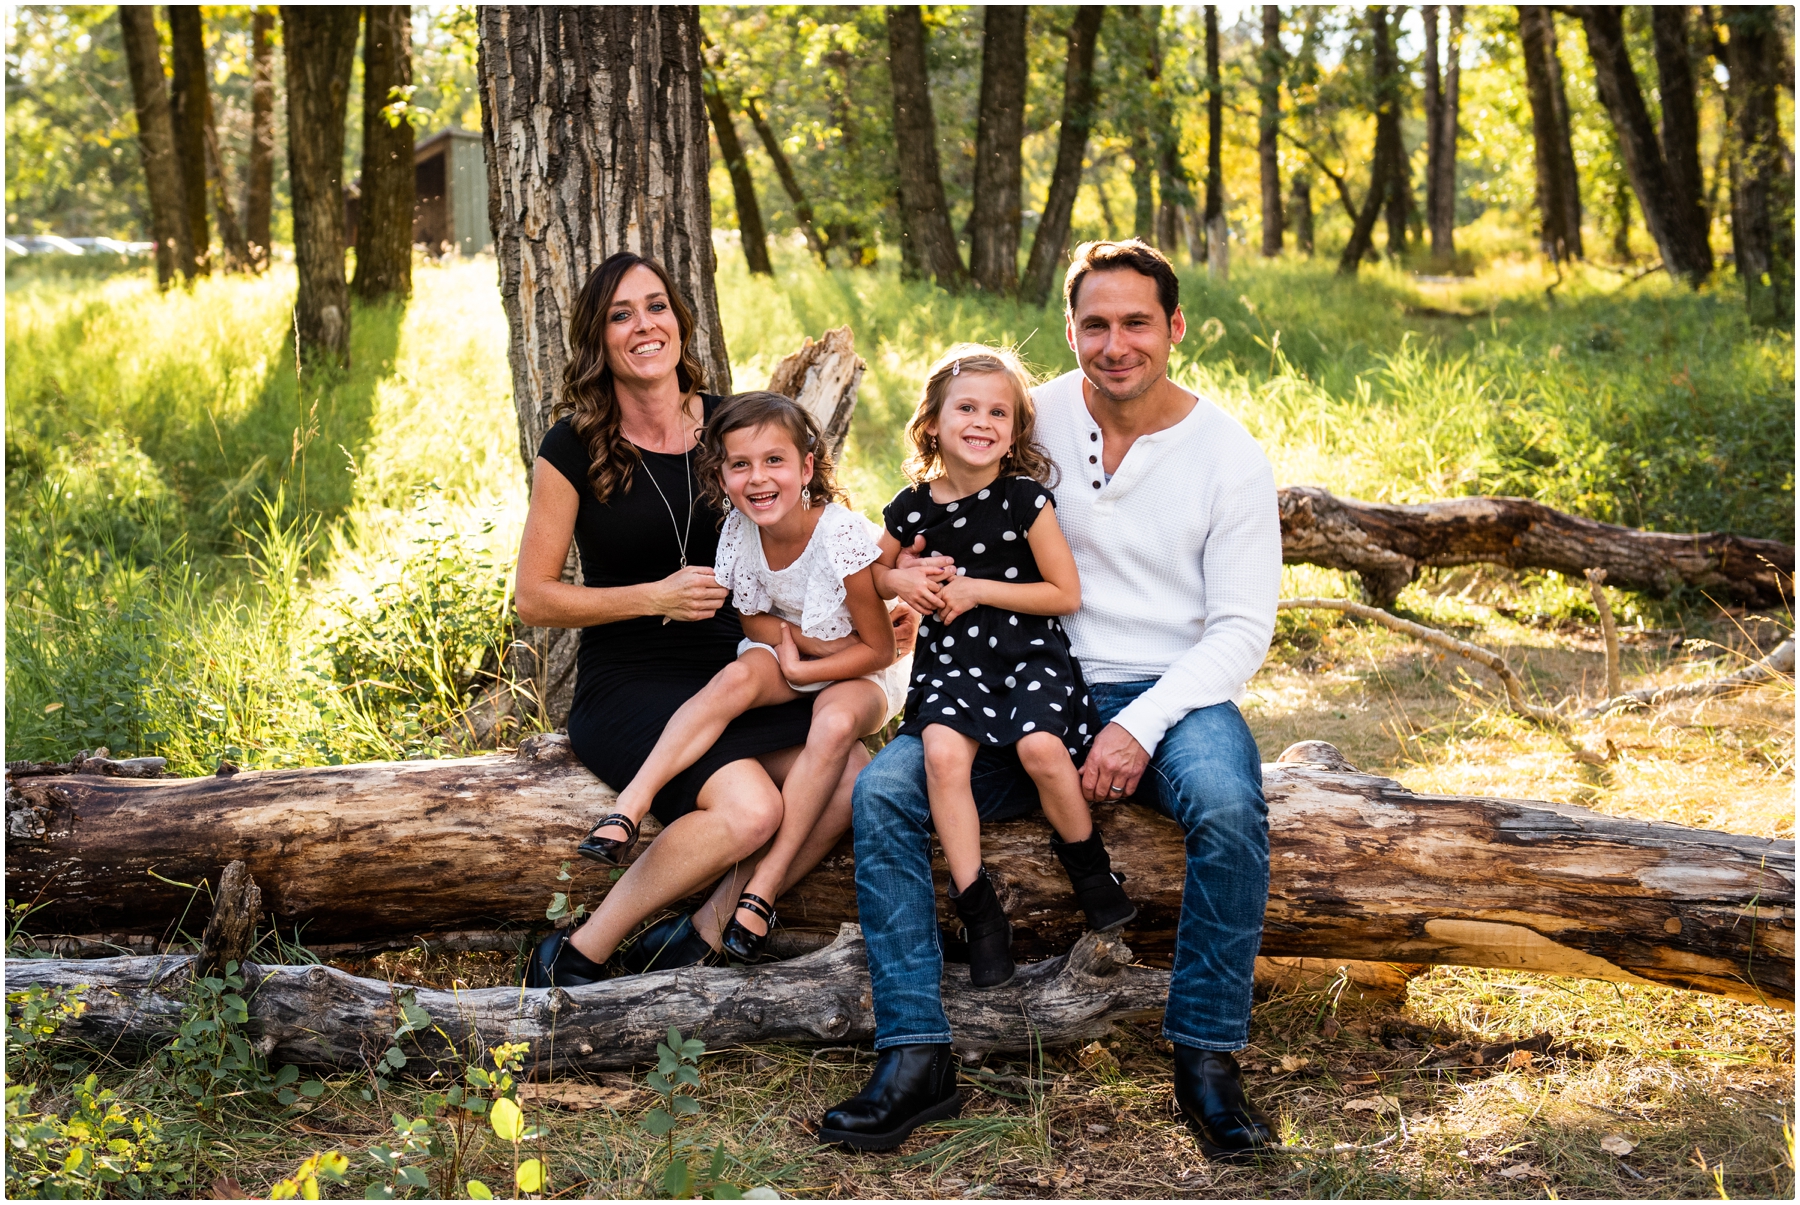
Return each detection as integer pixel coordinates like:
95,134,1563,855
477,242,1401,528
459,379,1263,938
243,6,275,272
1278,484,1795,608
1424,5,1460,260
196,860,262,980
1577,5,1713,285
744,96,829,267
1724,5,1795,327
969,6,1026,294
1259,5,1284,258
886,5,967,288
353,4,415,301
1652,6,1708,260
1021,5,1102,305
703,81,772,275
119,6,191,288
1338,6,1399,274
1518,6,1584,262
1204,5,1227,276
764,326,865,463
478,6,726,726
166,5,212,276
172,6,249,271
281,6,360,369
9,738,1789,1006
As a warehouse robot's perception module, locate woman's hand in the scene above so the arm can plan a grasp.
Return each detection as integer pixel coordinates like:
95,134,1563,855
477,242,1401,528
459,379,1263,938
934,574,988,625
651,565,730,623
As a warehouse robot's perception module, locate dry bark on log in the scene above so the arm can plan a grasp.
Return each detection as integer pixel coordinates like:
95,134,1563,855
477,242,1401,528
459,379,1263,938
2,925,1163,1072
1278,485,1794,608
8,737,1790,1006
196,860,261,980
764,326,865,463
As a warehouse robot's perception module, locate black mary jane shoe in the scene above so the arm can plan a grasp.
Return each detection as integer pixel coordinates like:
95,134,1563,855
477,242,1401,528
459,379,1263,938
817,1044,962,1151
721,892,777,964
577,812,640,866
1173,1046,1275,1163
614,913,724,975
523,930,608,989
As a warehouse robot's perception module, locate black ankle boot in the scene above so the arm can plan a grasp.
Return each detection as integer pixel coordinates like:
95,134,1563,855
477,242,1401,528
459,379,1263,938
523,930,607,988
949,867,1015,989
817,1044,962,1150
1173,1046,1275,1162
615,914,722,975
1050,828,1138,932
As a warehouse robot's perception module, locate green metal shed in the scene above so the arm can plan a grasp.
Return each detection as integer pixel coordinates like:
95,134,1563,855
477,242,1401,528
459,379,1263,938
413,128,491,256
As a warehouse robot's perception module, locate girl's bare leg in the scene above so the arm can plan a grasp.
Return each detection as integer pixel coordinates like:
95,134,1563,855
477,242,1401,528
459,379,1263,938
729,680,885,937
599,650,797,841
921,724,983,891
1016,732,1094,843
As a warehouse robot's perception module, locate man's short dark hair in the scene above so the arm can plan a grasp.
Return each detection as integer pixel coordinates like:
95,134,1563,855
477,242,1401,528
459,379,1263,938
1063,239,1180,321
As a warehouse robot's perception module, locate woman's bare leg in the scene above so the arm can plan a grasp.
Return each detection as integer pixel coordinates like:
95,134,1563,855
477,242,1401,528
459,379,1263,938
922,724,983,892
727,680,885,938
598,651,797,841
568,757,783,963
1016,732,1094,843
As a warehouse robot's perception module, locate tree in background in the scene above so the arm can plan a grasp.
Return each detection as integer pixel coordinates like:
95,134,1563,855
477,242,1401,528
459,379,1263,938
1724,5,1794,327
1155,12,1196,262
1516,5,1583,263
1422,4,1461,262
887,5,966,287
353,5,415,301
1290,174,1314,255
243,6,275,271
704,68,772,276
1651,7,1708,267
119,6,190,287
1020,5,1103,305
743,93,830,266
166,6,213,275
969,6,1026,294
1258,5,1283,258
1338,5,1401,274
1203,5,1225,275
281,5,360,369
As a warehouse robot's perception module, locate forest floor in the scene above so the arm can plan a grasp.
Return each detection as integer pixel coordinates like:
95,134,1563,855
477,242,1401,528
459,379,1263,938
4,249,1793,1198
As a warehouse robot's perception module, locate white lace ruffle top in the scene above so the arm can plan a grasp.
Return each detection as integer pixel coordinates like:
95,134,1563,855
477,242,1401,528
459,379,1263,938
713,501,882,640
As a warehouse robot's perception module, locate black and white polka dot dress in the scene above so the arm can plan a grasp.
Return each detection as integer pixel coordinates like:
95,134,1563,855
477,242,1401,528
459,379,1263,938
884,475,1100,759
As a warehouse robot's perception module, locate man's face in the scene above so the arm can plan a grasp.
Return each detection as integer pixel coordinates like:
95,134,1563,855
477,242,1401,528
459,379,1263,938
1065,269,1187,404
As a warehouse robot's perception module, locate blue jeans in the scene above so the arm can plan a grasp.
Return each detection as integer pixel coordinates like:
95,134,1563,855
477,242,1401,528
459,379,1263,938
852,680,1269,1051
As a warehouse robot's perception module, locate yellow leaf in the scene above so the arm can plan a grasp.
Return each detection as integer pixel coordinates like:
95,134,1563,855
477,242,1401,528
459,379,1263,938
490,1096,524,1142
466,1181,494,1200
516,1157,545,1193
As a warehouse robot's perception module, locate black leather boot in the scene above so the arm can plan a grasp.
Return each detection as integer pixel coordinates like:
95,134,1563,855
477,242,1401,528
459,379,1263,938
524,930,607,988
614,914,722,975
1050,828,1138,932
948,867,1015,989
817,1044,962,1150
1173,1046,1275,1162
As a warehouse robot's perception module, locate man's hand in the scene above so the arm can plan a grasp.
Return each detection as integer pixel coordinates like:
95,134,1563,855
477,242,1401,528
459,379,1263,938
1081,722,1151,803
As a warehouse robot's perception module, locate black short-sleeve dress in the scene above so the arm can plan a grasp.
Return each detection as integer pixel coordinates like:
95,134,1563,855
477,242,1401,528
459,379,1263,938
883,475,1099,760
537,399,815,824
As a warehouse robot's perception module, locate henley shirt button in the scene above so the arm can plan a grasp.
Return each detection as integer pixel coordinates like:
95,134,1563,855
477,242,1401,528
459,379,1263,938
1089,432,1098,441
1091,480,1102,489
1088,455,1097,464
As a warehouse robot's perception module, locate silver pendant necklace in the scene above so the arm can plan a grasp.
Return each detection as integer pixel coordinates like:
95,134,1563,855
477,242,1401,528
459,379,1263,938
642,439,694,623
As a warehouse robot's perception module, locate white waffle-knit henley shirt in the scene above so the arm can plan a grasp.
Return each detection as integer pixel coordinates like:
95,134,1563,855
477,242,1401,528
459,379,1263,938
1034,368,1282,755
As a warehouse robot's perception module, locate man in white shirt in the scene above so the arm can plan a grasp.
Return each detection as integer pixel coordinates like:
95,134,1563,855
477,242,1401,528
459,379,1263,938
821,240,1282,1161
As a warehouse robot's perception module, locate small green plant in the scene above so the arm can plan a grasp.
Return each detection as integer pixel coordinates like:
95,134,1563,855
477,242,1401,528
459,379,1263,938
157,961,325,1114
6,983,87,1070
4,1075,181,1199
363,1039,537,1200
268,1150,349,1200
640,1028,773,1200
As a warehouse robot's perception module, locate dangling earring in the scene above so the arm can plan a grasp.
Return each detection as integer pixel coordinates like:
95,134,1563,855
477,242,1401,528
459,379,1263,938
719,495,732,514
801,486,812,510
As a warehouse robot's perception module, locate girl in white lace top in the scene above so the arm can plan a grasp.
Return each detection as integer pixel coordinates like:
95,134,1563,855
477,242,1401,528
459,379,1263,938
587,392,907,963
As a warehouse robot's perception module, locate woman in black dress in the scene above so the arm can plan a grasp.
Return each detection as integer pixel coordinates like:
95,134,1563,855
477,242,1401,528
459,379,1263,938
514,252,885,986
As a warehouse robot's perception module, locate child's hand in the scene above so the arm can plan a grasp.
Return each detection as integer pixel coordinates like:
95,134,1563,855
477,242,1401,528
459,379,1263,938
935,574,987,625
898,534,956,581
884,565,945,615
776,622,809,683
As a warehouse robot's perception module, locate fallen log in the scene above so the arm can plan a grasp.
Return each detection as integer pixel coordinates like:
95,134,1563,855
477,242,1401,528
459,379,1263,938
1277,484,1794,608
2,924,1163,1071
1578,637,1797,718
8,737,1790,1006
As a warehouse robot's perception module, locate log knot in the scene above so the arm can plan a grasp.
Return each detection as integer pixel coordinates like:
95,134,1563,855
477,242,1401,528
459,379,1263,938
516,733,578,766
1276,741,1360,773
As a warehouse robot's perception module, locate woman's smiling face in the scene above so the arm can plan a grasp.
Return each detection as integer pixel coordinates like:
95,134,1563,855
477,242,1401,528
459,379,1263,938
720,422,815,528
602,263,683,388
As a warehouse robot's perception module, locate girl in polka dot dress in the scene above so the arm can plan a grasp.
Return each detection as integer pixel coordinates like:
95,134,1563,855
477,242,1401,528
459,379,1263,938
873,344,1136,990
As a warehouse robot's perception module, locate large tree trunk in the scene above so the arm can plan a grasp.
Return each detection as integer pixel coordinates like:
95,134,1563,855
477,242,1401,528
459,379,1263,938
5,926,1167,1071
886,5,966,289
478,7,726,727
9,738,1789,1007
166,6,212,277
1424,5,1460,260
1020,6,1102,305
1278,484,1795,608
119,6,191,288
703,81,772,276
744,96,829,268
281,6,360,370
1652,6,1709,258
1338,6,1398,275
969,6,1027,294
1259,5,1284,258
1203,5,1226,276
1724,5,1795,328
1577,5,1713,285
1380,5,1410,262
243,6,275,273
1518,6,1584,262
353,4,415,302
171,6,250,273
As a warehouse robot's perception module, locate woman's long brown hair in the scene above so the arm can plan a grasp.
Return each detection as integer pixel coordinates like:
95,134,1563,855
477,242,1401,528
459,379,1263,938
554,252,708,504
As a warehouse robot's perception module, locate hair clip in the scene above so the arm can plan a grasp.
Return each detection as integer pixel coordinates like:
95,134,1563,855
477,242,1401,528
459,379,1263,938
952,358,961,376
